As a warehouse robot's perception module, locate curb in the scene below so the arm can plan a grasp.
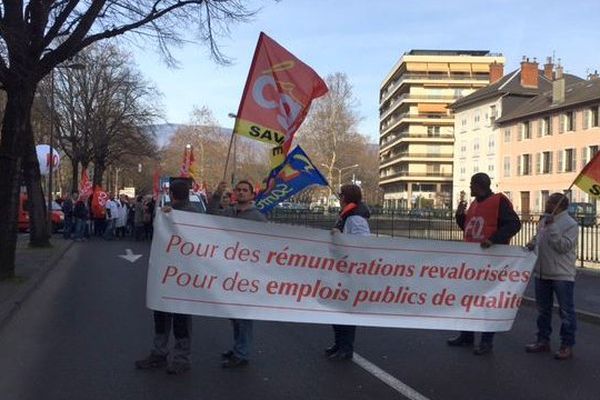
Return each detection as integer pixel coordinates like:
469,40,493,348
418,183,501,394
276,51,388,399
0,240,75,329
521,296,600,326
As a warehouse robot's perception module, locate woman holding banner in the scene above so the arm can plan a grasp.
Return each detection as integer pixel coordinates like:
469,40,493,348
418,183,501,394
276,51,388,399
326,184,371,361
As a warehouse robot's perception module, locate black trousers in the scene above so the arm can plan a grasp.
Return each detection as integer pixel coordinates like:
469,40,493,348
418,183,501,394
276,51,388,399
460,331,495,344
332,324,356,352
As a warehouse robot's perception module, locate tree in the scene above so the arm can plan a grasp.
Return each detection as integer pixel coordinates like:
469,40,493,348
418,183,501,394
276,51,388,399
159,106,270,191
297,73,376,202
0,1,255,279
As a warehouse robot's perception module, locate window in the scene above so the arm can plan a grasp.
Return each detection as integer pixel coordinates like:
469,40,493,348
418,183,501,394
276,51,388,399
490,105,497,122
541,190,550,206
487,136,495,153
565,112,575,131
542,151,553,174
521,121,531,139
473,138,480,152
522,154,532,175
503,156,511,177
543,116,552,136
427,126,441,136
504,128,511,143
474,113,480,127
473,164,480,173
488,164,494,173
591,107,599,128
564,148,576,172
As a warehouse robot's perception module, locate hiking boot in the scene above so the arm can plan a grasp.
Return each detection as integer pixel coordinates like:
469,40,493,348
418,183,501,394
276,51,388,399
525,342,551,353
135,354,167,370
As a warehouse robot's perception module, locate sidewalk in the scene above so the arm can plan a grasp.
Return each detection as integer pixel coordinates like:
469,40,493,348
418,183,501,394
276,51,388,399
0,235,73,327
522,266,600,324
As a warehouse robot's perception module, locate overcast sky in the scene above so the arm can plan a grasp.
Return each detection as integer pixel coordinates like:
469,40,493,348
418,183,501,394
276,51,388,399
131,0,600,143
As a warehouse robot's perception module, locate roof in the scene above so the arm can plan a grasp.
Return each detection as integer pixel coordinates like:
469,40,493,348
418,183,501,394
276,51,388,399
405,49,491,56
496,77,600,124
451,69,582,110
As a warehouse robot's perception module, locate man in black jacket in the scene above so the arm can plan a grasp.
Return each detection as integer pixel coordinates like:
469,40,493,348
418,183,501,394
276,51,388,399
447,173,521,355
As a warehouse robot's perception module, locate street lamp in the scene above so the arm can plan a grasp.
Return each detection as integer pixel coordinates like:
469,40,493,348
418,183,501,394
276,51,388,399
320,163,359,190
48,62,85,234
226,112,238,185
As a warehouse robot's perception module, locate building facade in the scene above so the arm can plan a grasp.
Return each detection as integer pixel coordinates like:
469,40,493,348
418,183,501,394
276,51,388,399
497,68,600,214
379,50,504,209
450,57,580,209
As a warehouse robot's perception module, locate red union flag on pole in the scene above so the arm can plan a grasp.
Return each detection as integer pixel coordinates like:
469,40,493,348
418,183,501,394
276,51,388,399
574,151,600,197
234,32,328,158
79,168,93,200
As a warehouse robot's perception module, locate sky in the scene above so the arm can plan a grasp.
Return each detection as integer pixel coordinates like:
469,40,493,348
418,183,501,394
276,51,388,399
131,0,600,143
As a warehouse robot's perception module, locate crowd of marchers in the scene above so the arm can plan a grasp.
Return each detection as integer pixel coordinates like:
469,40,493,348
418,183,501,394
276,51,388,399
127,172,579,376
57,192,156,242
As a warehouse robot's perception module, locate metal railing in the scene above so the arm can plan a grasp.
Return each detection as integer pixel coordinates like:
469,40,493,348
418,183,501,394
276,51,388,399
269,209,600,266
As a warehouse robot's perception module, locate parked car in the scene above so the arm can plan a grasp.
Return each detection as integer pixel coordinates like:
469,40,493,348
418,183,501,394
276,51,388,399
567,202,596,227
18,193,65,233
160,193,207,214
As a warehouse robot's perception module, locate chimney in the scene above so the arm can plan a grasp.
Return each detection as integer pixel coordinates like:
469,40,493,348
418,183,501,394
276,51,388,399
489,61,504,84
552,65,565,104
520,56,539,88
543,56,554,80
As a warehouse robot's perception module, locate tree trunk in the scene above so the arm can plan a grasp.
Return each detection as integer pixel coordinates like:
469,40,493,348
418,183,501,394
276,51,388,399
0,85,36,279
23,131,51,247
71,158,79,192
93,161,105,187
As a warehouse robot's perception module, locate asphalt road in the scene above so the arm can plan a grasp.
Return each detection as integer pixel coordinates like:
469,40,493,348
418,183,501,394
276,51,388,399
0,238,599,400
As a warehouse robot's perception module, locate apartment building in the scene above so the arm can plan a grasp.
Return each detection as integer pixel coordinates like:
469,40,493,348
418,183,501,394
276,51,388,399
450,57,582,208
496,67,600,214
379,50,504,209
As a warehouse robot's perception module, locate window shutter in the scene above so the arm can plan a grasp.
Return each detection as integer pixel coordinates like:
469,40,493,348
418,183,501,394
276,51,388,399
583,110,589,130
548,117,553,135
517,155,522,176
582,147,588,169
535,153,541,174
548,152,553,174
572,149,577,172
572,112,577,131
517,124,523,141
557,150,563,172
559,115,565,133
537,119,543,137
528,154,532,175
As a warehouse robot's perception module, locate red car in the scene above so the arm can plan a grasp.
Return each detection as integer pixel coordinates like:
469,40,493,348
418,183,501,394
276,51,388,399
18,193,65,233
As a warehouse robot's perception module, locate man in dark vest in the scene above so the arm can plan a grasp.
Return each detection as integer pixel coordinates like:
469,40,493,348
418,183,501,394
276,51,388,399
447,172,521,355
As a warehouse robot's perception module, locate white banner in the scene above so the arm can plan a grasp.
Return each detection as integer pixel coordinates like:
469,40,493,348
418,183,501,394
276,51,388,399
147,211,537,332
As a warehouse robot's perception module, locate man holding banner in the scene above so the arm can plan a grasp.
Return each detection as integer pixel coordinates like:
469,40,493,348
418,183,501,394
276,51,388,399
208,180,267,368
525,193,578,360
447,173,521,355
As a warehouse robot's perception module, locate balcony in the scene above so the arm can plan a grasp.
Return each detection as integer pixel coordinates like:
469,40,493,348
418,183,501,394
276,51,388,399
380,94,458,121
380,152,454,169
380,133,454,152
380,74,489,103
379,171,454,183
381,112,454,136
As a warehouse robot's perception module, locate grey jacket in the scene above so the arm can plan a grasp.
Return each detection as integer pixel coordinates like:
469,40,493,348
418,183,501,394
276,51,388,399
530,210,578,281
208,193,267,222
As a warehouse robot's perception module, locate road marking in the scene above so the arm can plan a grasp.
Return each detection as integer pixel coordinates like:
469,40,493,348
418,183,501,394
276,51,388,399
118,249,142,263
353,353,430,400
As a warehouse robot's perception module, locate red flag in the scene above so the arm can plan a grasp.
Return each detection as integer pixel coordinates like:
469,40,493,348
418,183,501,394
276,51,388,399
91,186,108,219
79,168,93,200
574,151,600,197
234,32,328,160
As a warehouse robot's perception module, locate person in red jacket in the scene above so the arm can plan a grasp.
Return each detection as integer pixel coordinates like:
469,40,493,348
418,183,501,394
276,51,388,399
447,173,521,355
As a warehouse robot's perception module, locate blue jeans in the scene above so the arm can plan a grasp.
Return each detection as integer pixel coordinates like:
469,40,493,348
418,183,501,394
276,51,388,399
332,325,356,352
231,319,253,360
63,217,73,239
74,218,86,240
534,278,576,346
103,219,115,240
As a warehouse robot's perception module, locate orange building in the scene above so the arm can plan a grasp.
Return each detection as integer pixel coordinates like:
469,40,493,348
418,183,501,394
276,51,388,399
496,67,600,214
